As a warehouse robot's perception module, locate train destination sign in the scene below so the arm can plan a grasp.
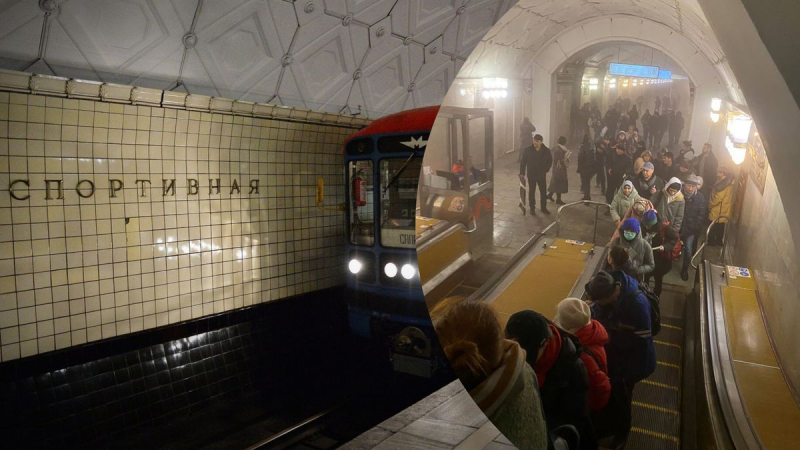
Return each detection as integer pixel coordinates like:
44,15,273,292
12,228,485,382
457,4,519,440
609,63,660,78
658,69,673,79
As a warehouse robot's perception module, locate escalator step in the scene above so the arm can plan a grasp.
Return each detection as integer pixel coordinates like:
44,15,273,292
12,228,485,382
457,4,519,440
631,403,680,436
634,382,679,411
654,341,682,366
648,362,681,387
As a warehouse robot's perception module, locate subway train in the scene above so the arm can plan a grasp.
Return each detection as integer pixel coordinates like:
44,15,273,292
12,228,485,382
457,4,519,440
343,105,496,377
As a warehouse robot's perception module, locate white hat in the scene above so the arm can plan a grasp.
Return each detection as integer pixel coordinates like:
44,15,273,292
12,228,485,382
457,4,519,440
553,298,592,334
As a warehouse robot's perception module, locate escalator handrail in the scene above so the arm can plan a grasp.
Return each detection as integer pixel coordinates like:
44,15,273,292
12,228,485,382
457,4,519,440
691,215,730,269
702,260,765,450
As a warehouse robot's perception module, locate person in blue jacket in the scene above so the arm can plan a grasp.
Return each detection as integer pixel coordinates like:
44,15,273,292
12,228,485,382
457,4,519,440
585,270,656,449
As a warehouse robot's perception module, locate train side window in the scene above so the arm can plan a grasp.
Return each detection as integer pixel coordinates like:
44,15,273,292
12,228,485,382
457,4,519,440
349,160,375,246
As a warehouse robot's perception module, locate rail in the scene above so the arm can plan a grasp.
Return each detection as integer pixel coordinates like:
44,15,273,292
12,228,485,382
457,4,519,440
247,407,337,450
701,261,763,449
691,215,730,269
555,200,611,244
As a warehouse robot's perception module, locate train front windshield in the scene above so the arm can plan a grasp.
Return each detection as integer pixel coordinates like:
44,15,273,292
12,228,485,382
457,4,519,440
347,134,426,250
380,158,421,249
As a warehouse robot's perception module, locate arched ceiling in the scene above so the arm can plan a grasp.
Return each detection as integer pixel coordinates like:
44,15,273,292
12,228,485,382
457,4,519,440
457,0,741,102
0,0,516,118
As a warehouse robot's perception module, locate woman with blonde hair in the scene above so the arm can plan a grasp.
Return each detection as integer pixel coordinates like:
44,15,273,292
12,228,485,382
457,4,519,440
431,298,547,449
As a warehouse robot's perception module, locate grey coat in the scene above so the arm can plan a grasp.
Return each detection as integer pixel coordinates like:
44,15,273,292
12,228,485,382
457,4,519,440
612,233,655,276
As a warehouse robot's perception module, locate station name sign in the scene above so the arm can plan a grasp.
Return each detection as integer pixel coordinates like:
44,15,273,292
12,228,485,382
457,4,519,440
8,178,260,201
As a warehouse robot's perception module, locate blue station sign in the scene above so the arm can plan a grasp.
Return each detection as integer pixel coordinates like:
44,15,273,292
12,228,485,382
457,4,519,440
609,63,660,78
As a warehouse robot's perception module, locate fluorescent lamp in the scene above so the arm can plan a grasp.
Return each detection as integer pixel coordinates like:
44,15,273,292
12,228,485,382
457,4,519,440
711,97,722,112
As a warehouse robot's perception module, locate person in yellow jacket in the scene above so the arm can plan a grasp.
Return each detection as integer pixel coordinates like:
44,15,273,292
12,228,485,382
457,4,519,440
707,165,734,245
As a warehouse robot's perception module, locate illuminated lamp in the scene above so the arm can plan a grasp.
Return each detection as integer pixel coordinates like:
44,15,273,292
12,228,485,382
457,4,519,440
725,112,753,165
710,112,720,123
459,88,467,96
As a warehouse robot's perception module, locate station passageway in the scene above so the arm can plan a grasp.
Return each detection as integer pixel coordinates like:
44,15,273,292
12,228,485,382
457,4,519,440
1,0,800,449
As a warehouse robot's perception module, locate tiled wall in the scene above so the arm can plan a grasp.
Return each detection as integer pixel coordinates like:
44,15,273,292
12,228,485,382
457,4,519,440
730,162,800,395
0,92,354,361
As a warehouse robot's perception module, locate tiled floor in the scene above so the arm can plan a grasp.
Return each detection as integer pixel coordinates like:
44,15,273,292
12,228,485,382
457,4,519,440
490,150,616,259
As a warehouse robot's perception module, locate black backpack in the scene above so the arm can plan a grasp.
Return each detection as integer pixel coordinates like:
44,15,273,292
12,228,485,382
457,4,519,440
634,282,661,336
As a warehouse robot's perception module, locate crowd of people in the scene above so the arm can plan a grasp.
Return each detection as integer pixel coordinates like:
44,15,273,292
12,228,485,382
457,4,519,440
431,267,656,450
520,94,736,286
472,95,739,449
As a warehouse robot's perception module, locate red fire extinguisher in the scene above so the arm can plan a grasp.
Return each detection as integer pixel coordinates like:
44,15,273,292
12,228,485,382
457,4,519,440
353,170,367,207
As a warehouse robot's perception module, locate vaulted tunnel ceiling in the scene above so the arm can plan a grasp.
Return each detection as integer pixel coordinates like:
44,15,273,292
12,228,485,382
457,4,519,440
0,0,516,118
459,0,742,102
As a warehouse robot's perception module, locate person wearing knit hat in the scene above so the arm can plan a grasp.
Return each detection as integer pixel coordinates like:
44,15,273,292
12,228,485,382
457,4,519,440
554,298,611,412
609,217,654,278
679,173,708,281
506,310,597,449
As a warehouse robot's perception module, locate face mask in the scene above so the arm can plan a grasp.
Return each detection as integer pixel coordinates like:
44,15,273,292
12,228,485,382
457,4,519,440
623,231,636,241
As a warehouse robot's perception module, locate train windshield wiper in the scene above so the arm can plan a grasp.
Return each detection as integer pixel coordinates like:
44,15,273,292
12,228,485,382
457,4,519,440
383,152,417,194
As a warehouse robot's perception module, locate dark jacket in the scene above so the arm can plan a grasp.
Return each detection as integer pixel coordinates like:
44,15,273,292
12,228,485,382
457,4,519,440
634,173,664,200
549,144,569,194
648,220,680,276
680,190,707,238
608,152,632,189
532,325,597,450
520,144,553,180
693,150,719,192
591,271,657,384
578,141,596,175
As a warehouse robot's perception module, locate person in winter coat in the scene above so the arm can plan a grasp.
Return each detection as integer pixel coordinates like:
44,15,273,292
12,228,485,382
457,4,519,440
707,166,735,245
554,298,612,412
652,111,667,149
654,96,661,114
606,144,632,205
634,161,664,201
609,218,655,278
651,177,686,233
586,270,656,449
610,180,641,226
506,310,597,450
659,152,679,182
547,136,570,205
677,140,695,164
693,143,719,199
608,197,656,246
520,134,554,215
679,175,707,280
669,111,685,147
432,298,547,450
677,159,695,183
641,109,652,145
577,134,596,201
519,117,536,163
595,135,610,192
633,149,651,176
642,210,680,296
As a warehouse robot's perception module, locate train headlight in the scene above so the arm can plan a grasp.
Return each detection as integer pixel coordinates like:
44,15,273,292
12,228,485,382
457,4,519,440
348,259,363,274
401,264,416,280
384,262,398,278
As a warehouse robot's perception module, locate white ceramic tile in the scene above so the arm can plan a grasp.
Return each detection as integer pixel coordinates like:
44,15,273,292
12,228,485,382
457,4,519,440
0,93,353,358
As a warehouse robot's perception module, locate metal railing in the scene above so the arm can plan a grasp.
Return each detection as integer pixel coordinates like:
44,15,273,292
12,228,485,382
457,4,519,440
691,215,730,269
555,200,612,244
